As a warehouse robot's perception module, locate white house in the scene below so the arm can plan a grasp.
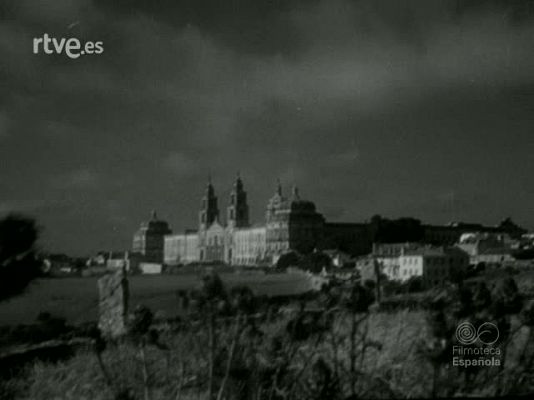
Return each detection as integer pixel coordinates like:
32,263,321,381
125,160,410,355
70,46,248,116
322,249,351,268
399,246,469,286
139,262,163,274
456,232,514,266
372,243,421,280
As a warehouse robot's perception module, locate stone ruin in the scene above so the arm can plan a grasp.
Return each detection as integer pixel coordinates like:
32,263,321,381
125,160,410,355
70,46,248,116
98,267,129,339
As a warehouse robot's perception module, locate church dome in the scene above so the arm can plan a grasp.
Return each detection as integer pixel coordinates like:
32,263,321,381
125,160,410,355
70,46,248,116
287,186,317,213
140,210,172,233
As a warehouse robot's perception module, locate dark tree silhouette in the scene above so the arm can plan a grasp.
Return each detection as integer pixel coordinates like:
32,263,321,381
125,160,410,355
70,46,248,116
276,251,300,270
299,251,332,274
0,213,41,300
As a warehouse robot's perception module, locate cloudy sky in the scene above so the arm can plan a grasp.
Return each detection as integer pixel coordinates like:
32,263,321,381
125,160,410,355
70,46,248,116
1,0,533,255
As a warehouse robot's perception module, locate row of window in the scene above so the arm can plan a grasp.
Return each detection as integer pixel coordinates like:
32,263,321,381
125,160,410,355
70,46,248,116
401,256,458,266
402,268,420,276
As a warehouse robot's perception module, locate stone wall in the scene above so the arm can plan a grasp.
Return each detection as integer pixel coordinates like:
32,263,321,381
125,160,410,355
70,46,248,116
97,268,129,339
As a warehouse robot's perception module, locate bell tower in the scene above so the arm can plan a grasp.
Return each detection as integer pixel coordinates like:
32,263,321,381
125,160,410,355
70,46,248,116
199,177,219,230
227,173,249,229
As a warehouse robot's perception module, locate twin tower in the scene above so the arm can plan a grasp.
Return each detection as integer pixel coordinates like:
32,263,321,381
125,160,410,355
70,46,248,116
159,174,326,266
199,174,250,231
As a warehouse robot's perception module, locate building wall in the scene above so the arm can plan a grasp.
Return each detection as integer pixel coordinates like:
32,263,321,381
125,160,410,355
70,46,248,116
399,250,469,286
265,208,290,260
140,262,163,274
132,216,172,264
372,243,422,280
423,222,525,245
203,222,226,262
376,257,401,280
476,253,515,265
232,227,267,265
288,212,324,254
164,232,199,265
399,255,424,282
152,179,522,269
456,233,514,266
106,251,130,271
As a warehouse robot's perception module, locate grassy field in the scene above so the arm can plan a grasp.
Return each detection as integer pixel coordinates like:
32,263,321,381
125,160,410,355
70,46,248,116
0,272,311,326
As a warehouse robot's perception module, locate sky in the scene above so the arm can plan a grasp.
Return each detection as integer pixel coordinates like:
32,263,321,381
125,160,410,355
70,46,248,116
1,0,533,256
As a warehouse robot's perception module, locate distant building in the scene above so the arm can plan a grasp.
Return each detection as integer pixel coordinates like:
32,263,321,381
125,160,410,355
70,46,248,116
399,246,469,287
164,176,331,266
164,230,199,265
42,253,78,274
265,183,325,261
233,226,267,265
139,262,163,274
423,218,526,245
105,251,130,271
132,211,172,263
152,175,526,268
372,242,421,280
322,249,352,268
456,232,515,266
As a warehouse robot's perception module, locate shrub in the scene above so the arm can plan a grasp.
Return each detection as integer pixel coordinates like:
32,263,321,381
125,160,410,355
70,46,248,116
0,214,41,300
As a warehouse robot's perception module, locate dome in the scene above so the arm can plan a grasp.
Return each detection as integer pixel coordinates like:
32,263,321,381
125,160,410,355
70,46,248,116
139,210,172,234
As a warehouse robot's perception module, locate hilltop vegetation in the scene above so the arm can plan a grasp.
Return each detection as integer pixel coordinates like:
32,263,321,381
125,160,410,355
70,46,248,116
3,270,534,399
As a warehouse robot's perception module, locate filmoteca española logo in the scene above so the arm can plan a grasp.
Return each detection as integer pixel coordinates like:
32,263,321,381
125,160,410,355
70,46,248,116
455,321,499,345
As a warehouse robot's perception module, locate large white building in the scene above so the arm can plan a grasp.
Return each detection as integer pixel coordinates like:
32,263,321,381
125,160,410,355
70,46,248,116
232,226,267,265
163,175,325,266
164,230,199,265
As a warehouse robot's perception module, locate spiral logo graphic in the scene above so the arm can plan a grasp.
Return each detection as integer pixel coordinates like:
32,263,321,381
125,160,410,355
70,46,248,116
456,322,477,344
477,322,499,345
455,321,500,345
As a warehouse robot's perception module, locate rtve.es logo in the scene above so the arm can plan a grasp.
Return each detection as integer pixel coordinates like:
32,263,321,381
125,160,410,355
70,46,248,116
33,33,103,59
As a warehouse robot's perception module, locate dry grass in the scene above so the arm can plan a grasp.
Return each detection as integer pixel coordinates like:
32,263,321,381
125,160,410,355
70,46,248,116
5,310,432,400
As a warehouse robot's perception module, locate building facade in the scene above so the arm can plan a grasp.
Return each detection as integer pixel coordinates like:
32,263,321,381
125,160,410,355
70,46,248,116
132,210,172,263
163,229,199,265
372,242,421,280
143,175,526,268
163,176,348,266
456,232,515,266
398,246,469,287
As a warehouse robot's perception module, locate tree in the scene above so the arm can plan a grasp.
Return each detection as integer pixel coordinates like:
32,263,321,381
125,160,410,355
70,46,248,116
276,251,300,270
0,214,41,300
299,251,332,274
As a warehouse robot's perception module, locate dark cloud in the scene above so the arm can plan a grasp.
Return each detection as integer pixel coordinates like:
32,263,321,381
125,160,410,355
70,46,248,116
1,0,533,254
